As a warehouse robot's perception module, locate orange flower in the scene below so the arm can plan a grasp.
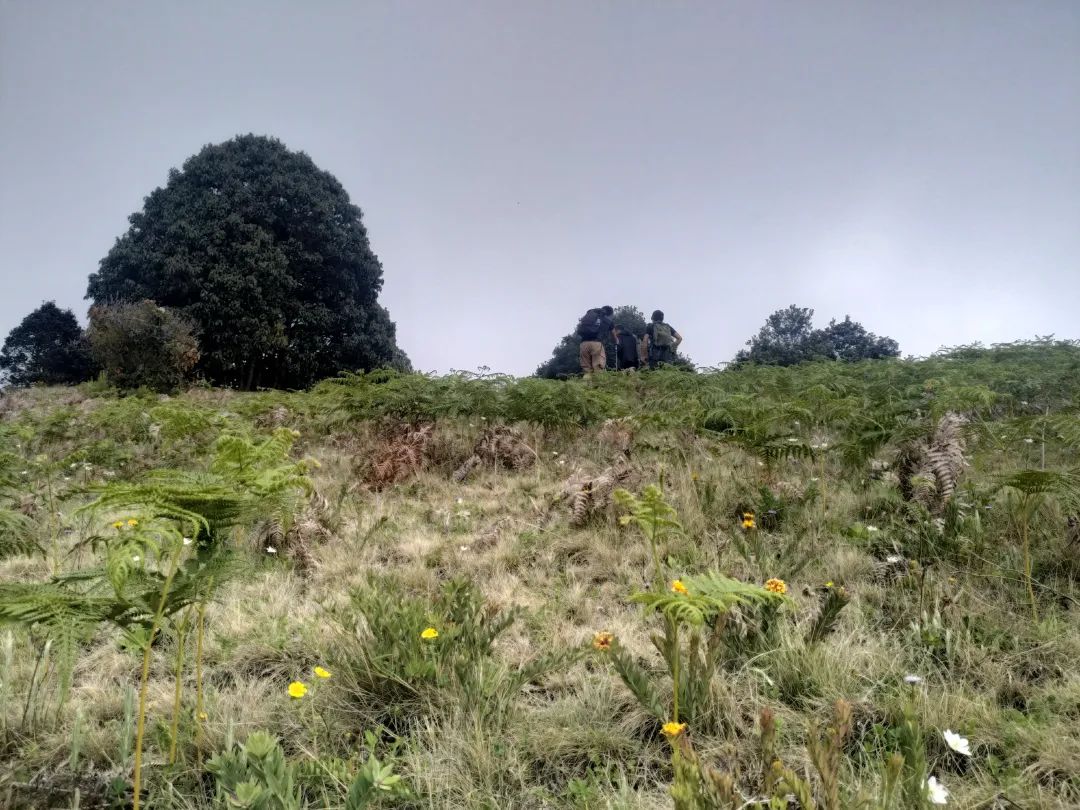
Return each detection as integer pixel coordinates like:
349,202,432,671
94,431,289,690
671,579,688,595
662,721,687,738
592,631,614,651
764,578,787,595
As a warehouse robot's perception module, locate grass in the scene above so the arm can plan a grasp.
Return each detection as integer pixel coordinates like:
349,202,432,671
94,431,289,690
1,341,1079,808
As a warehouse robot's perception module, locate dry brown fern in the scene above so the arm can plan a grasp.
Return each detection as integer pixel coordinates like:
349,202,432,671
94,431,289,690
598,417,635,456
559,455,633,527
452,425,537,482
896,412,968,514
256,404,291,429
365,423,435,489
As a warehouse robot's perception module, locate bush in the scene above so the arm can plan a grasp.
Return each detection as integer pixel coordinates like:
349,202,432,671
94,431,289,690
86,301,200,392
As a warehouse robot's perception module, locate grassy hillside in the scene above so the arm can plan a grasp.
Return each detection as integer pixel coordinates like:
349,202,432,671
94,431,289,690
2,340,1080,809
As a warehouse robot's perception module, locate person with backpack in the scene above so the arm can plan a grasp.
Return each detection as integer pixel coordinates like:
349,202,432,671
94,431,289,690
612,324,642,371
643,309,682,368
576,305,615,375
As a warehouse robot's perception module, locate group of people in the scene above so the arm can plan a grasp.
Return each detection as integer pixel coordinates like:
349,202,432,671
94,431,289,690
576,306,683,375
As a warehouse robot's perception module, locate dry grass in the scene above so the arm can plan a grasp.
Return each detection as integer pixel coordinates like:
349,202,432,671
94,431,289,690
2,381,1079,809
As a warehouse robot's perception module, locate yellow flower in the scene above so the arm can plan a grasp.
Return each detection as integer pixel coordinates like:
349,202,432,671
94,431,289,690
742,512,756,529
112,521,124,530
197,711,208,722
662,721,687,738
421,627,439,640
825,581,834,589
313,666,331,679
287,681,308,699
671,579,688,595
127,518,138,527
592,631,614,651
764,578,788,595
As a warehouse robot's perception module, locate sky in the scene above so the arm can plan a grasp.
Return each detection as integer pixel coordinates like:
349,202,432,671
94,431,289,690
1,1,1077,375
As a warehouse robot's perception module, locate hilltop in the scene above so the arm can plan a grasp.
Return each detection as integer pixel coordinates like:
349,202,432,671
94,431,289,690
1,340,1080,809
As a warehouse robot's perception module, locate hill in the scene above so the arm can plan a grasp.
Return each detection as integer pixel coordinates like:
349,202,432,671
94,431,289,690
2,340,1080,808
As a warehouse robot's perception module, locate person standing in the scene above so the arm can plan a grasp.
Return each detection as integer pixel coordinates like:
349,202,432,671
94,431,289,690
613,324,642,370
644,309,683,368
576,305,615,375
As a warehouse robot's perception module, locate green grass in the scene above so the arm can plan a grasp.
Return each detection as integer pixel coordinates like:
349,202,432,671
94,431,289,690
1,339,1079,808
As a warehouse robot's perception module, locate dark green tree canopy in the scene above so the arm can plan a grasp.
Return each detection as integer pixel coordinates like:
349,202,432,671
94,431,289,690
86,134,409,389
735,305,900,366
0,301,94,386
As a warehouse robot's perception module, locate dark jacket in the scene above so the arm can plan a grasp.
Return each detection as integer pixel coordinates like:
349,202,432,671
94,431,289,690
615,333,641,368
577,309,614,341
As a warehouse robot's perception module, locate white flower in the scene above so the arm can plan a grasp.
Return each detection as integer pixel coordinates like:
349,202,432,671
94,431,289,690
265,546,277,554
456,497,464,504
887,555,904,564
810,476,820,482
866,525,880,533
943,730,971,756
903,674,923,685
926,775,948,805
70,463,78,469
131,556,140,562
552,451,559,456
1023,438,1034,444
1020,401,1028,406
459,545,469,552
182,537,193,546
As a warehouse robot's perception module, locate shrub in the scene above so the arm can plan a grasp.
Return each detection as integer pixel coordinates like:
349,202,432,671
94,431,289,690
86,301,200,392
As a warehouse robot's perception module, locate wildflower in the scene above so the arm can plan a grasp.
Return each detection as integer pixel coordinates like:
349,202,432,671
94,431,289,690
886,554,903,564
671,579,688,595
266,546,277,554
943,730,971,756
127,518,138,527
112,521,124,530
926,775,949,805
661,721,687,738
313,666,332,680
810,476,820,482
131,556,140,563
825,581,834,589
183,537,193,546
1024,438,1034,444
197,711,208,721
459,545,470,552
287,681,308,699
742,512,756,530
592,631,614,651
904,674,924,685
421,627,439,640
866,525,880,533
764,578,787,595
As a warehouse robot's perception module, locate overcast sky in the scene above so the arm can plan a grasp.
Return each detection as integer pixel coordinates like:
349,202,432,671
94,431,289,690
2,1,1077,375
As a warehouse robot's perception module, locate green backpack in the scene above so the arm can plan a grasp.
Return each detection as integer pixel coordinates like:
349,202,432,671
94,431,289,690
652,322,675,349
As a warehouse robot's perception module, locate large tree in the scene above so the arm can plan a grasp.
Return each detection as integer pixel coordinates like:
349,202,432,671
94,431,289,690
735,305,900,366
86,135,409,389
0,302,94,386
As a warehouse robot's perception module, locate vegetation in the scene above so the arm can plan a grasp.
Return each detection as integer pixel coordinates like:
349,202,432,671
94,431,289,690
87,301,201,392
735,305,900,366
85,135,409,389
1,338,1079,808
0,302,94,386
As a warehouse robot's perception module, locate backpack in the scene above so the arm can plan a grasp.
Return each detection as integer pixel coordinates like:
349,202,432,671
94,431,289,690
576,309,604,340
651,322,675,348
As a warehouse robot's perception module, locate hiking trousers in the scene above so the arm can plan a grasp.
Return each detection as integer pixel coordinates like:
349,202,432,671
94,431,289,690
580,340,606,374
